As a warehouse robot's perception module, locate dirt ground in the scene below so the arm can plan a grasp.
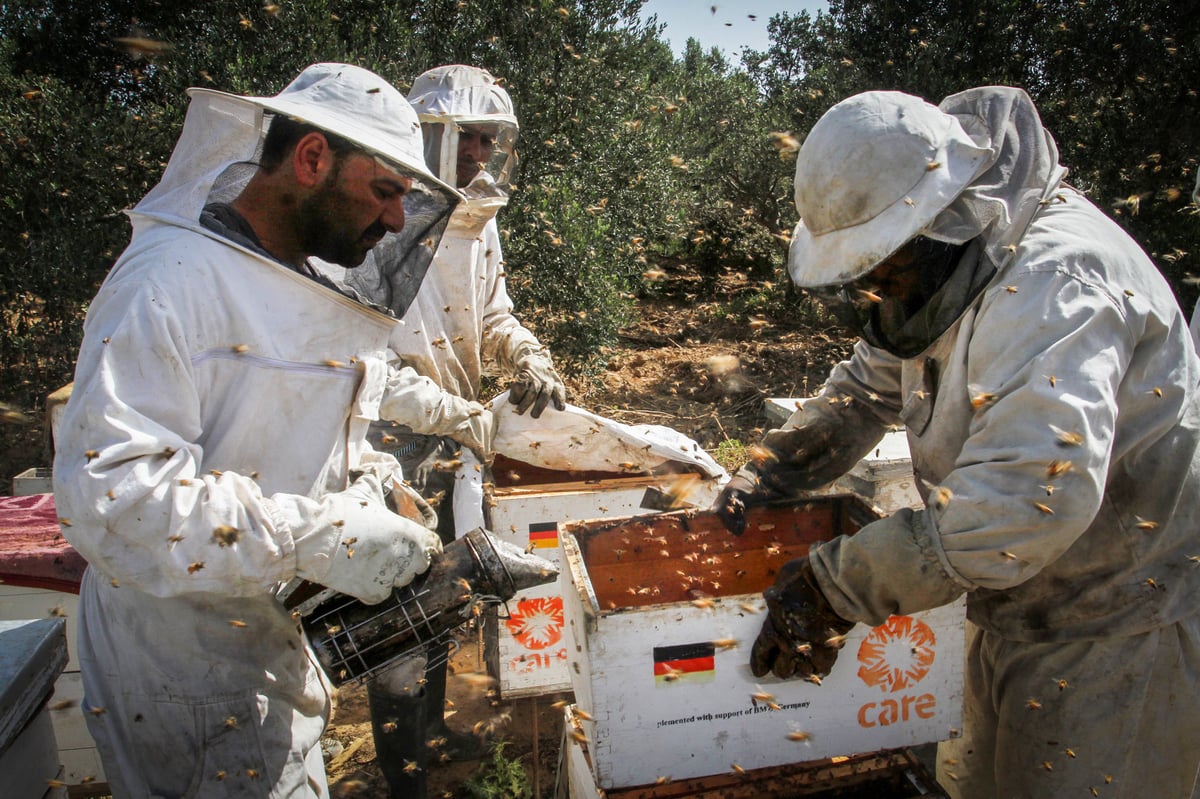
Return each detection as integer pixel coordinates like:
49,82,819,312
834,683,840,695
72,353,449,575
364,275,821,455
320,294,854,797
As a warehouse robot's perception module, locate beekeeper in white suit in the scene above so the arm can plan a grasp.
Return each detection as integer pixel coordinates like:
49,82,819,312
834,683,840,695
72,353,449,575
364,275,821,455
716,87,1200,798
53,63,462,797
359,64,566,798
1190,168,1200,350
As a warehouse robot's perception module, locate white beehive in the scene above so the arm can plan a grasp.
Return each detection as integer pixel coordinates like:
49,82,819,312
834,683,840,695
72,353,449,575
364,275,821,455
559,497,964,791
488,457,722,699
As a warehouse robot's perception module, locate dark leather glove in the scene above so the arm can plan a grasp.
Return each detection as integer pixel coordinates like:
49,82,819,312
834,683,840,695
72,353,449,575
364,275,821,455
756,422,847,492
714,470,763,536
750,557,854,681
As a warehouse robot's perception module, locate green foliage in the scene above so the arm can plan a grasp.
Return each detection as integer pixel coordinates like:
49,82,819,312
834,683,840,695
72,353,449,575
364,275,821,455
711,437,749,472
462,740,532,799
2,0,1198,487
748,0,1200,312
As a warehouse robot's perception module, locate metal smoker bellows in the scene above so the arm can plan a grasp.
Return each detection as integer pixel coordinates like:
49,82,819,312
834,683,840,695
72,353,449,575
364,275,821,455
301,527,557,685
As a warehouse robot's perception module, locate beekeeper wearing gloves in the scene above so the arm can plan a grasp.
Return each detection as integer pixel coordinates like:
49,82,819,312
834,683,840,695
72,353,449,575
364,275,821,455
53,64,461,797
360,64,566,798
1190,168,1200,350
716,87,1200,798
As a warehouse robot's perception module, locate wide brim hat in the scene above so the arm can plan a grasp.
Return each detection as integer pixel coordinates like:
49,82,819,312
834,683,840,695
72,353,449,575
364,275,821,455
189,63,460,199
787,90,992,288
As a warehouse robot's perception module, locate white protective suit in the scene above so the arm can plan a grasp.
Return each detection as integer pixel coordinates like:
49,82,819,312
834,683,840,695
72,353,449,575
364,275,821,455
52,66,459,798
382,65,546,433
775,88,1200,797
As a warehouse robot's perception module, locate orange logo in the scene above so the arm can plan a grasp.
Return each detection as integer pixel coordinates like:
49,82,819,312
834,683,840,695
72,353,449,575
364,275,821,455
506,597,564,650
856,616,936,693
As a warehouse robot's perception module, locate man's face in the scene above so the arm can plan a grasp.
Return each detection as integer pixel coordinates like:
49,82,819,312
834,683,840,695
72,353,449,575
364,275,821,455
456,126,497,188
298,152,412,267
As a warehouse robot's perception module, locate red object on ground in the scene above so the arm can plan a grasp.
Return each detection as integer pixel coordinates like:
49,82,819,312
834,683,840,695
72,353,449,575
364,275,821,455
0,493,86,594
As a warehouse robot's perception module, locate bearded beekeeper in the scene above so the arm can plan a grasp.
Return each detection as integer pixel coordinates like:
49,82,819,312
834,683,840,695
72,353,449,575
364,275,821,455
716,87,1200,798
351,64,566,799
53,64,463,797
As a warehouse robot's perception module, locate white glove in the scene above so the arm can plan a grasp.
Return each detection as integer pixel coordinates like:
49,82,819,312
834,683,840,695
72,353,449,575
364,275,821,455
294,470,442,605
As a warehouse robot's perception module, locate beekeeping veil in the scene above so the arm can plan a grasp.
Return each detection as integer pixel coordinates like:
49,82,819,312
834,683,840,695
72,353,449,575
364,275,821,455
787,86,1068,358
407,65,518,203
130,63,462,319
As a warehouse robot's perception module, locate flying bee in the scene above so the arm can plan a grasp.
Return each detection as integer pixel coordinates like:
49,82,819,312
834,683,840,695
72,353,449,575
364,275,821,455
231,344,249,354
738,602,760,613
88,705,107,716
787,730,813,742
50,699,75,710
931,486,953,511
187,561,205,574
855,288,883,304
1004,285,1019,294
1135,516,1159,530
212,524,239,547
731,763,746,775
228,619,247,628
323,359,346,368
1032,501,1055,515
1049,424,1084,447
1026,698,1042,710
114,36,174,58
574,708,594,721
691,597,715,610
1046,459,1073,478
85,449,100,462
224,715,239,729
970,391,998,409
712,638,737,649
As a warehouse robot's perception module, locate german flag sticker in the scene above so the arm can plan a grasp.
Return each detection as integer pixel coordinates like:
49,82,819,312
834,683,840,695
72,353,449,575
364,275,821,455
653,642,715,685
528,522,558,550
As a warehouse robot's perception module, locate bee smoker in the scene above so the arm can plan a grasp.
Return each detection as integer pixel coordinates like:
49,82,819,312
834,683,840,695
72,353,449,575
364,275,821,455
288,527,557,686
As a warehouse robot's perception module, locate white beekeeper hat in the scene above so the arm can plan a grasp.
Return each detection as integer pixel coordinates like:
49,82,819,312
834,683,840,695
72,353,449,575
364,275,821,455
787,90,992,288
407,64,519,189
190,62,454,194
408,64,518,126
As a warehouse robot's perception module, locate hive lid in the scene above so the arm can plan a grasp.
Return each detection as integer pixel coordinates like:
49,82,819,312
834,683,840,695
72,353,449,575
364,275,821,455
0,618,67,752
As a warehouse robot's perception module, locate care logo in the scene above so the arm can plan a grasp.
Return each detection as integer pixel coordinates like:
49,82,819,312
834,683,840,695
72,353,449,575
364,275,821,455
856,615,936,692
506,597,564,650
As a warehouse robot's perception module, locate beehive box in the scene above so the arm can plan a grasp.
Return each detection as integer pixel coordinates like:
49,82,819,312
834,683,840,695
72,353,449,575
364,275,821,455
562,704,948,799
559,497,964,791
488,456,722,699
0,585,106,790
